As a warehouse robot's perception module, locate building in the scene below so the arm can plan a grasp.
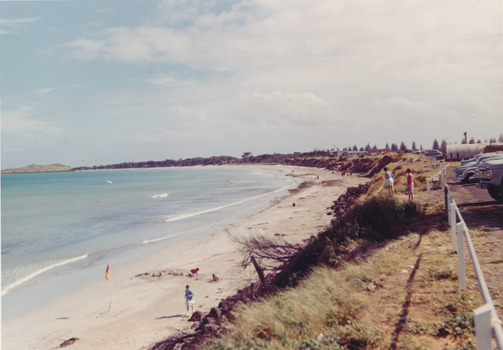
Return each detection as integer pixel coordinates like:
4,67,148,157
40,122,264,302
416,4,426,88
446,143,487,161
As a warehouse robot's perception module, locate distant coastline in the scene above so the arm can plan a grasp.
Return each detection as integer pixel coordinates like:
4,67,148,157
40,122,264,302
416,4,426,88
1,164,74,174
1,151,330,174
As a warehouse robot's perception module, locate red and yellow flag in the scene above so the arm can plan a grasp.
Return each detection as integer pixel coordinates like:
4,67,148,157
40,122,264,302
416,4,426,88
105,264,110,281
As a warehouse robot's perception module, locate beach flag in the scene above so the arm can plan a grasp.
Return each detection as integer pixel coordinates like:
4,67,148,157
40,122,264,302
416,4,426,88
105,264,110,281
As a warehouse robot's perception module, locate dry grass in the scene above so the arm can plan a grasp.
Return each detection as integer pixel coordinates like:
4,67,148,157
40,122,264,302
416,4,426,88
197,156,485,350
366,154,441,196
202,228,483,350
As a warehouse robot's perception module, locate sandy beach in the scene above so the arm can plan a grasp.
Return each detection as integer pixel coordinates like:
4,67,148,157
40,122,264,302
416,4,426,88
2,166,367,350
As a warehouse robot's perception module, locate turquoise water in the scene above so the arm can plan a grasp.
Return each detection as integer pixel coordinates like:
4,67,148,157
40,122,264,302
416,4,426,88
1,167,298,321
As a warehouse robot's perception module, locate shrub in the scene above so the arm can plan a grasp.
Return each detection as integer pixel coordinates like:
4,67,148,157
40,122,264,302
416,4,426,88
273,196,424,288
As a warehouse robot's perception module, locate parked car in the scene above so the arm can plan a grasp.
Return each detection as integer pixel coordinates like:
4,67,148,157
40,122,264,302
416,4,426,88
458,154,503,183
455,152,503,182
478,158,503,201
425,150,443,160
460,155,480,165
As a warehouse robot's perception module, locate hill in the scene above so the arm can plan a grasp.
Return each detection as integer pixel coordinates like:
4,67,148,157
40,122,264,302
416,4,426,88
1,163,73,174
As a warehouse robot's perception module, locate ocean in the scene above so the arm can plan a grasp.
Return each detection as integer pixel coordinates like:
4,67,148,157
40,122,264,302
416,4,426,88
1,166,299,321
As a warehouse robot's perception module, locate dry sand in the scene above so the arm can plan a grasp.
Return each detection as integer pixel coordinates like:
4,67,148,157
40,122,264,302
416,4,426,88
2,166,367,350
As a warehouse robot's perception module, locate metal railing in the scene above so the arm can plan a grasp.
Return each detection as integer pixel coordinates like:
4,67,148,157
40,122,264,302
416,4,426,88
444,183,503,349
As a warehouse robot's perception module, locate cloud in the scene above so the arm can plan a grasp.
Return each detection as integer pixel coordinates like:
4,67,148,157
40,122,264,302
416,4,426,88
1,107,62,134
35,84,86,96
36,87,58,96
59,0,501,89
0,17,38,35
3,0,500,169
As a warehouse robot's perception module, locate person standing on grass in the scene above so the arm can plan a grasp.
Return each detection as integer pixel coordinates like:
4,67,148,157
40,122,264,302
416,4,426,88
185,285,195,316
383,167,394,195
405,168,414,202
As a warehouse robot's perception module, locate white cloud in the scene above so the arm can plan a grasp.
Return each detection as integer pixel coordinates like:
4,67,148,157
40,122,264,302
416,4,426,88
2,0,501,168
36,87,57,95
0,17,38,35
35,84,86,96
1,107,62,134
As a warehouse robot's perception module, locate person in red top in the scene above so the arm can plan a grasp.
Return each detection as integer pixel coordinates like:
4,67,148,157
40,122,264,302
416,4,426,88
405,169,414,202
189,268,199,276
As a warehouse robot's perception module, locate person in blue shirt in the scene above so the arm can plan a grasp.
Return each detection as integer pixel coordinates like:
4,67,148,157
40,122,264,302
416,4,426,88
185,285,195,316
383,167,394,195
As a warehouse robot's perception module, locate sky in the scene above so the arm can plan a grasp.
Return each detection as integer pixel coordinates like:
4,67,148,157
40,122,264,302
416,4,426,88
1,0,502,169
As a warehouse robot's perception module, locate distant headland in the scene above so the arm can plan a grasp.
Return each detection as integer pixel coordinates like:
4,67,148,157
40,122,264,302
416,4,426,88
1,164,73,174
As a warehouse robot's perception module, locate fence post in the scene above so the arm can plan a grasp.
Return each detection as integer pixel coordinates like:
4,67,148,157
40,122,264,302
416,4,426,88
457,223,466,290
450,203,457,252
447,193,451,225
444,185,449,219
474,304,492,350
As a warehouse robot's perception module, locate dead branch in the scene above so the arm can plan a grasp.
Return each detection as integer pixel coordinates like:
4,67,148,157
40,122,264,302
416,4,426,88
230,232,300,272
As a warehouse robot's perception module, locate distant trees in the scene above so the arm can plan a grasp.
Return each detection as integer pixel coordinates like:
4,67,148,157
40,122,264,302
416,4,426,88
399,142,407,152
432,139,440,150
440,139,447,157
391,143,398,151
411,142,417,151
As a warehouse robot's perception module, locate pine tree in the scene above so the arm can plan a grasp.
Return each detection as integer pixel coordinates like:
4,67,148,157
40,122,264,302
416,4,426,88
440,139,447,156
411,141,417,151
391,143,398,151
399,142,407,152
432,139,440,150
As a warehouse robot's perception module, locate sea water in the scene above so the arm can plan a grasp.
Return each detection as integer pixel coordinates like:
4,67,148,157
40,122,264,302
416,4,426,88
1,167,299,321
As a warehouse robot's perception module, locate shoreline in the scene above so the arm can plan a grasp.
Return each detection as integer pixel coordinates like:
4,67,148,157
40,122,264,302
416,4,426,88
2,165,368,350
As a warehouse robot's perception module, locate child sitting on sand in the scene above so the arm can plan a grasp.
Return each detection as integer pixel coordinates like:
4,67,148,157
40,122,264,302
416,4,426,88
188,268,199,277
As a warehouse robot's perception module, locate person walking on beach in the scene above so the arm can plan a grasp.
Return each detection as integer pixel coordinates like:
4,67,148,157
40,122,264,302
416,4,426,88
185,285,195,316
383,167,394,195
405,168,414,202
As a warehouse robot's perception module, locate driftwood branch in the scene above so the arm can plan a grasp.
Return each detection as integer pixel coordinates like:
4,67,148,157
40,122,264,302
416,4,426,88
230,232,300,272
250,256,268,292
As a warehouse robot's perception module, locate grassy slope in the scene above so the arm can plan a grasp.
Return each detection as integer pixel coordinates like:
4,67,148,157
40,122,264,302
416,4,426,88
201,155,484,350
